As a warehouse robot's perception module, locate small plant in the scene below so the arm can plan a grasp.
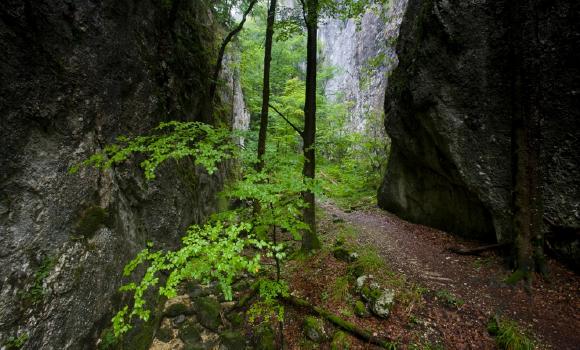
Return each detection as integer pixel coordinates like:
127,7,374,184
3,333,29,350
97,328,118,350
355,246,385,275
20,256,55,306
472,257,493,270
331,276,351,302
435,289,464,308
487,316,535,350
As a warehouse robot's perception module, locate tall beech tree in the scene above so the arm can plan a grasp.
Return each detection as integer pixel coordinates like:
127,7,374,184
208,0,258,120
256,0,278,171
299,0,321,251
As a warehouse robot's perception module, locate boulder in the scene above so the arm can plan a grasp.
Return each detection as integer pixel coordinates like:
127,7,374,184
194,297,222,332
303,316,326,343
379,0,580,267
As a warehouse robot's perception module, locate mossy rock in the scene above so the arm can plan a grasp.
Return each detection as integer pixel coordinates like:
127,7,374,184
165,301,192,317
354,300,370,318
194,296,222,331
331,331,350,350
304,316,326,343
75,206,110,238
219,330,246,350
226,312,244,328
155,322,173,343
333,247,358,263
254,325,276,350
348,263,365,278
179,321,202,346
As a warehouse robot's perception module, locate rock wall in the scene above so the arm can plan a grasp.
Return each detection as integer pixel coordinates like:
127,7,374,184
0,0,237,348
378,0,580,266
319,0,408,132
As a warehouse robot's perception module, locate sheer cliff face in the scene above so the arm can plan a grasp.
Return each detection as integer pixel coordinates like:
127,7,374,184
379,0,580,264
319,0,408,132
0,1,229,348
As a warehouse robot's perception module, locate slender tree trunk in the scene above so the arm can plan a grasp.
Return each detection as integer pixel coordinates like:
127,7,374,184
207,0,258,122
301,0,321,251
509,0,545,280
256,0,278,171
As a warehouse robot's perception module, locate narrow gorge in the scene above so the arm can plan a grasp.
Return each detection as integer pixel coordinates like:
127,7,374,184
1,0,578,349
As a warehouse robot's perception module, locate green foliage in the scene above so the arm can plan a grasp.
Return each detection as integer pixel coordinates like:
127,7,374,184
318,110,389,209
355,246,386,274
97,327,119,350
248,279,290,325
331,276,351,302
71,121,308,339
487,317,535,350
112,221,266,337
435,289,464,308
3,333,28,350
20,256,55,307
69,121,234,180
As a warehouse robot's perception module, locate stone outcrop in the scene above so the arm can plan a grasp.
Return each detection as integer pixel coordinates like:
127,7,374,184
379,0,580,266
0,0,239,348
319,0,408,132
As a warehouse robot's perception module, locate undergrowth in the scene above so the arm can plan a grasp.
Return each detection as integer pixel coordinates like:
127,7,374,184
487,316,535,350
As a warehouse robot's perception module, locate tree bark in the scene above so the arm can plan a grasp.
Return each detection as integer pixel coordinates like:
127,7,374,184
509,0,545,279
256,0,278,171
208,0,258,122
301,0,321,251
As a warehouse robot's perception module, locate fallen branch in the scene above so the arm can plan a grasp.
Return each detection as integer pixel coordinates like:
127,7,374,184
284,295,394,349
449,243,507,256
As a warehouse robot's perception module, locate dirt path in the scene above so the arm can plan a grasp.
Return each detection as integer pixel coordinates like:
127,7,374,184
320,201,580,349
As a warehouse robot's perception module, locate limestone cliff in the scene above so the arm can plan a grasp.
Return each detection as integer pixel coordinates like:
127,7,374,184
319,0,408,132
0,0,239,348
379,0,580,267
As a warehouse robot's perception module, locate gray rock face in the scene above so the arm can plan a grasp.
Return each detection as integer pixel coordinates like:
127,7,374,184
0,1,237,348
379,0,580,265
319,0,408,132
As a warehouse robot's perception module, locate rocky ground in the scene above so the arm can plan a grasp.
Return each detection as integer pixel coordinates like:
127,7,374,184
315,201,580,349
144,201,579,350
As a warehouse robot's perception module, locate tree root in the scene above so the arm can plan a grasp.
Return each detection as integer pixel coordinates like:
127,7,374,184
449,243,507,256
284,295,394,349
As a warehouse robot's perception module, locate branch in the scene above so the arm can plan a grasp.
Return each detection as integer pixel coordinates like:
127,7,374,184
298,0,308,24
209,0,258,103
268,103,304,138
284,295,394,349
448,243,507,256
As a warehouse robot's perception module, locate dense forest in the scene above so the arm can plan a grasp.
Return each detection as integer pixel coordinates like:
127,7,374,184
0,0,578,349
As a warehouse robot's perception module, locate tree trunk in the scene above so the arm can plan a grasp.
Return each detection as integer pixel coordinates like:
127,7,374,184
208,0,258,122
301,0,321,251
256,0,278,172
509,0,545,280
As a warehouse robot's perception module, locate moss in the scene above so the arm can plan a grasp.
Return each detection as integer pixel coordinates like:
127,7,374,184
219,331,246,350
504,269,528,285
303,316,325,343
254,325,276,350
20,256,56,307
354,300,369,317
75,206,110,238
3,333,28,350
164,302,191,317
331,331,350,350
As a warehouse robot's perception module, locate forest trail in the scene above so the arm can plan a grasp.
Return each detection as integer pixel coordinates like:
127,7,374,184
319,201,580,349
